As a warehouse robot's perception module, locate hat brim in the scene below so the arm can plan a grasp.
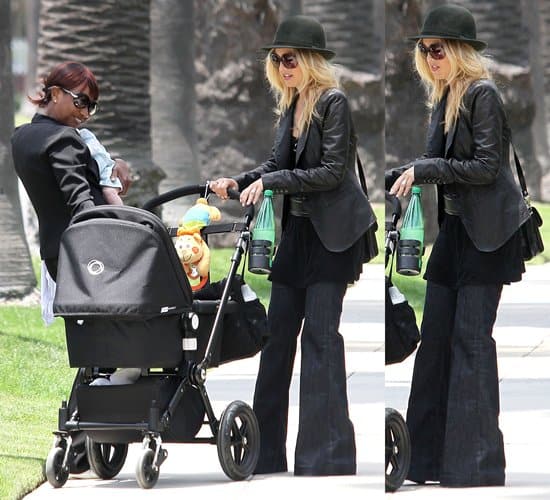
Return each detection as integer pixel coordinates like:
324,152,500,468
407,34,487,51
261,44,336,59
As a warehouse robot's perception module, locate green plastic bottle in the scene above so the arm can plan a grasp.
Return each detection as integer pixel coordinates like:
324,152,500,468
249,190,275,274
397,186,424,276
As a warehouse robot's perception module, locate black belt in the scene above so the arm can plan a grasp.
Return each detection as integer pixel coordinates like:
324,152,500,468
443,195,461,216
289,195,310,217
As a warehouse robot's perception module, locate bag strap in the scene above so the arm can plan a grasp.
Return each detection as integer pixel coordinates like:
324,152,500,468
511,144,529,200
356,155,369,197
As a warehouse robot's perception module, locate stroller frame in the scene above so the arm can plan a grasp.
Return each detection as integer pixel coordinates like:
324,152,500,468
385,192,412,493
46,184,261,489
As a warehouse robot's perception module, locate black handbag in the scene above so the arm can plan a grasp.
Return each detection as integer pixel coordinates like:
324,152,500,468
193,274,269,364
512,147,544,261
385,276,420,365
356,155,379,262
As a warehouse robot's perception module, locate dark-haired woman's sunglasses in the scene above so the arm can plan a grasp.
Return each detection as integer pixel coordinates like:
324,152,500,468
59,87,98,115
417,42,446,60
270,51,298,69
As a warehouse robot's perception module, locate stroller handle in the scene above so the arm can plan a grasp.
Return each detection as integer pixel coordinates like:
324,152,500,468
227,188,255,221
385,191,402,220
142,184,205,211
141,183,254,221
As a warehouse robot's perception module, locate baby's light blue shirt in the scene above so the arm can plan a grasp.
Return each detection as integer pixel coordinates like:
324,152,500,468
78,128,122,190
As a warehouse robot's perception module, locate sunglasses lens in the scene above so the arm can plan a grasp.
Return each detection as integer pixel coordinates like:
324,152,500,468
281,54,298,69
431,46,445,60
73,96,89,109
270,52,298,69
418,43,445,60
88,102,98,115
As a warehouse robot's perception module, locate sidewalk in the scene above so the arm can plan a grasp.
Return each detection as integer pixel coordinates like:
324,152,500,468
385,263,550,499
25,265,385,500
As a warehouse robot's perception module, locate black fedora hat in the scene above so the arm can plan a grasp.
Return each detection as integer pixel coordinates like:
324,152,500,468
262,15,335,59
408,4,487,51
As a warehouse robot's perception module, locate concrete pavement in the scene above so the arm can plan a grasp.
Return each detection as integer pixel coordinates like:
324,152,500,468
25,264,385,500
385,263,550,499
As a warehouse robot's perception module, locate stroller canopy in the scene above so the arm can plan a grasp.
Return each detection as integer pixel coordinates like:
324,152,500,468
54,205,193,319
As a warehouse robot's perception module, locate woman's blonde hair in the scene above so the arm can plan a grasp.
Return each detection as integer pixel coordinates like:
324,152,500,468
414,39,491,132
265,49,339,137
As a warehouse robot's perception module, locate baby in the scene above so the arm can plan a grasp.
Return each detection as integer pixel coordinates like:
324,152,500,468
78,128,123,205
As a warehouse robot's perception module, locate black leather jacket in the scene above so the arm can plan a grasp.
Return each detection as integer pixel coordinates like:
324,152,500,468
11,114,105,259
388,79,529,252
234,88,376,252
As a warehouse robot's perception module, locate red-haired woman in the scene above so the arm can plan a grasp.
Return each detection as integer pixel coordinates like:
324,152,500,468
11,61,131,280
11,61,132,473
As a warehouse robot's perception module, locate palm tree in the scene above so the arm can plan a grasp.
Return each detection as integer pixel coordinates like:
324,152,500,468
192,0,281,184
456,0,541,197
150,0,198,225
37,0,163,206
302,0,385,200
0,0,36,297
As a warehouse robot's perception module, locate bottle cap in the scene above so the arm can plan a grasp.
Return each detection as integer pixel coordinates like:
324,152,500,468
412,186,422,194
264,189,273,197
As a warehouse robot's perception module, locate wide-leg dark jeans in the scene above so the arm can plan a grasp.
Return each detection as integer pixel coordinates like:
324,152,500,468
252,281,356,476
406,281,505,487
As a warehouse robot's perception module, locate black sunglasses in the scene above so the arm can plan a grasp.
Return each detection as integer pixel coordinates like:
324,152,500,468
417,42,446,60
270,51,299,69
57,87,98,115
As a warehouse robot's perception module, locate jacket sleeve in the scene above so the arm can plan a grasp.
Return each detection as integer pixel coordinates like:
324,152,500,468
49,131,96,216
261,91,351,193
413,84,505,185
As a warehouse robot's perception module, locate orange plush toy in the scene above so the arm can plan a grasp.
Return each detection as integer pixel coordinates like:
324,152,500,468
174,232,210,290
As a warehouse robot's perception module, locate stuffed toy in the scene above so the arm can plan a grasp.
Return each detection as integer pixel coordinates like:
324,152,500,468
175,197,221,290
174,232,211,290
180,197,221,232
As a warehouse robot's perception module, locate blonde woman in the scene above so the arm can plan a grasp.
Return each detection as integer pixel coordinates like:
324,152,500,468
211,15,375,476
386,4,529,487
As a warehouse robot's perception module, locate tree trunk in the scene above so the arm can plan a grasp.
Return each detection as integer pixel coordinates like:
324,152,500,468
0,0,36,297
385,0,439,243
456,0,541,198
303,0,385,201
37,0,163,206
151,0,198,225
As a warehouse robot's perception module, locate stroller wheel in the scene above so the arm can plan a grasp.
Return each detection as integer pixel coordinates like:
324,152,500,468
45,446,69,488
217,400,260,480
86,437,128,479
136,448,159,489
385,407,411,492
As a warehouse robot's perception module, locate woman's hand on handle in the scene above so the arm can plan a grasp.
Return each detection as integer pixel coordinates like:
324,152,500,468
389,166,415,197
240,179,263,206
210,178,239,200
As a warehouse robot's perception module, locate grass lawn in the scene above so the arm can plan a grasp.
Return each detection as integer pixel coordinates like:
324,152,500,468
0,306,69,500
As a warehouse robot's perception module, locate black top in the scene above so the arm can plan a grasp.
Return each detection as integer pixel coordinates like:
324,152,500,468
270,137,365,287
424,213,524,288
11,114,105,260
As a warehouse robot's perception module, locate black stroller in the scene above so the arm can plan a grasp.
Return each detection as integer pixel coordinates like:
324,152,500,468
45,184,266,489
385,192,420,492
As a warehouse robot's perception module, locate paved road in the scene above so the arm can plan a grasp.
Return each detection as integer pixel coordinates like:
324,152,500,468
386,264,550,499
25,266,385,500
